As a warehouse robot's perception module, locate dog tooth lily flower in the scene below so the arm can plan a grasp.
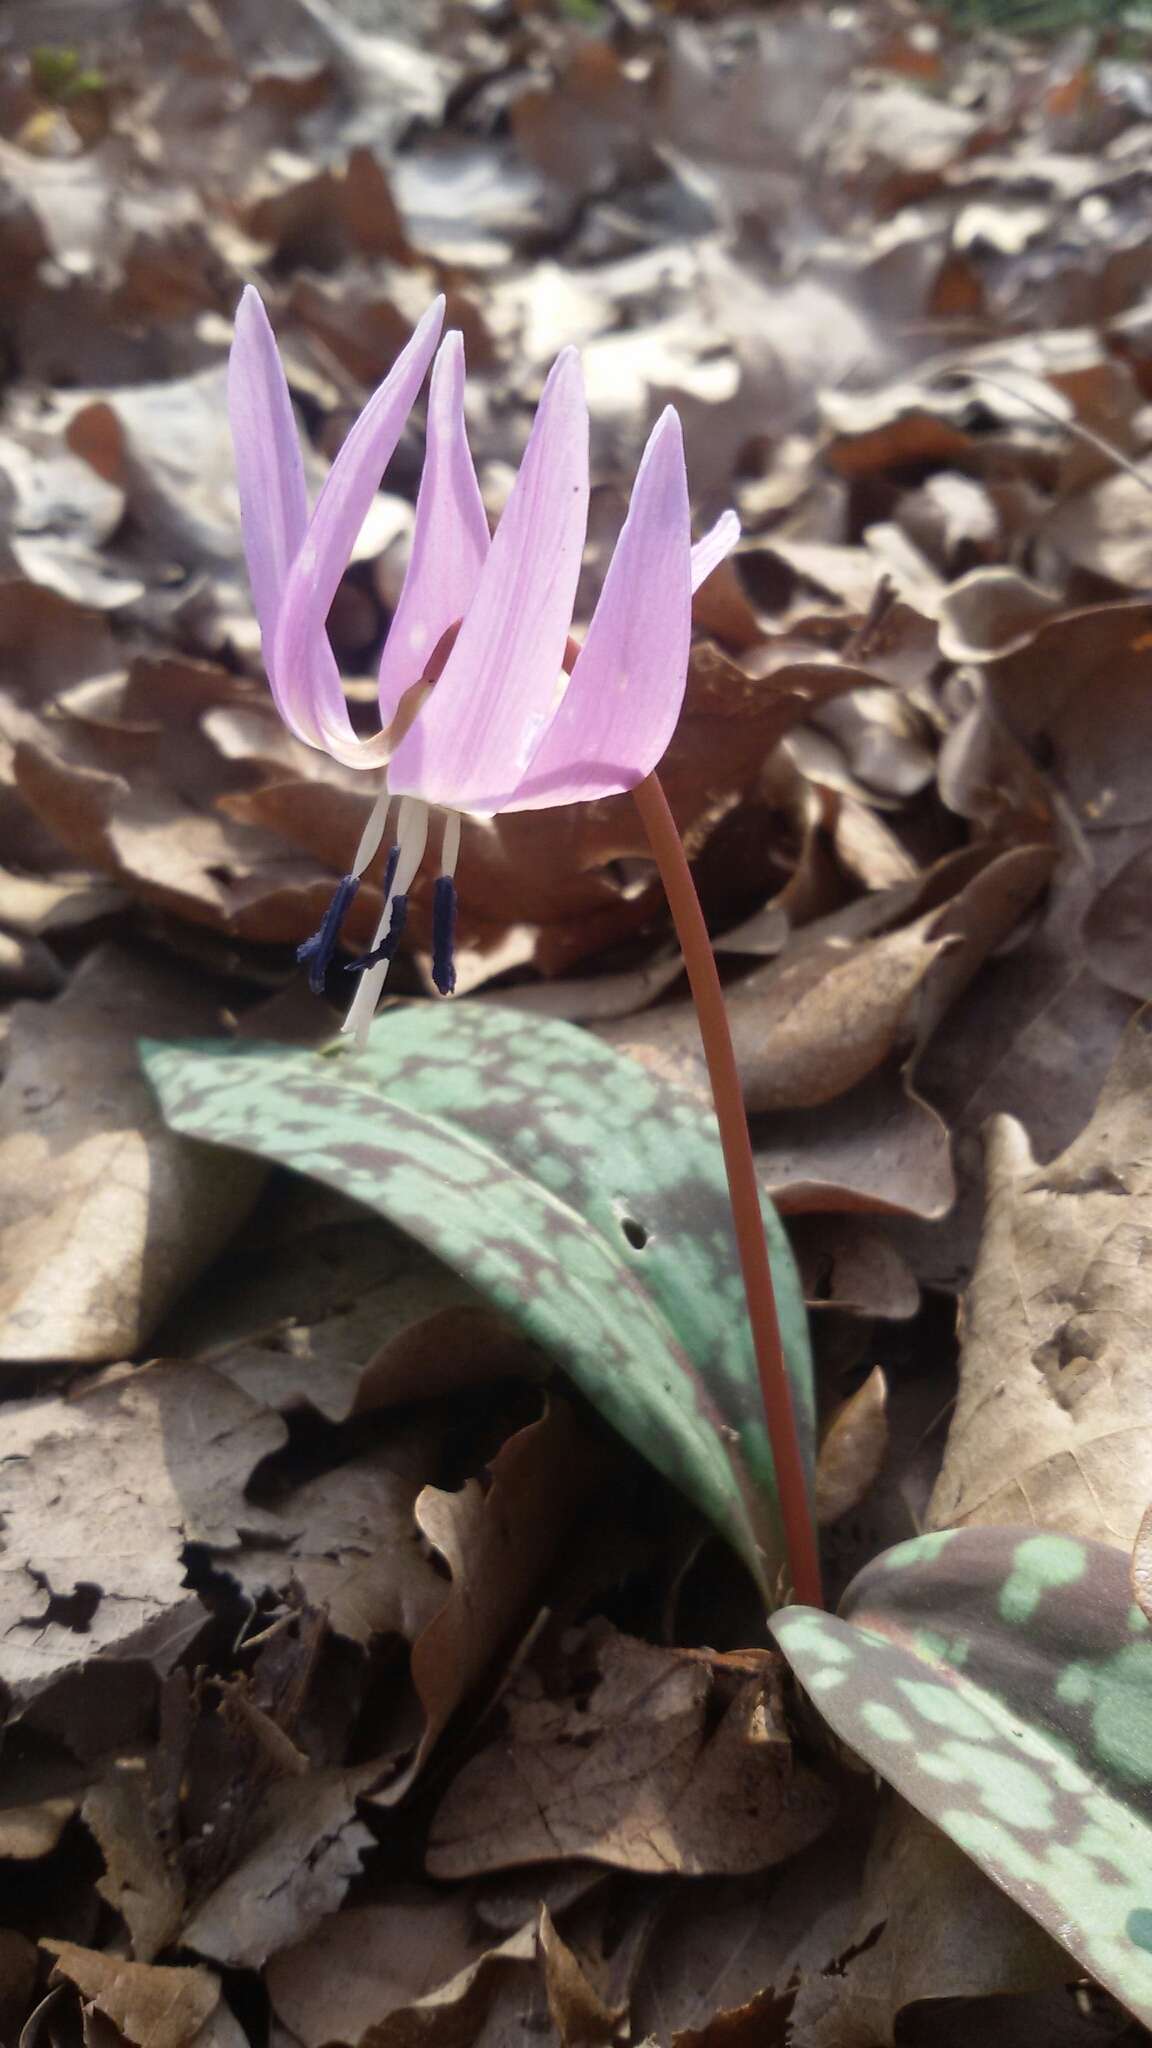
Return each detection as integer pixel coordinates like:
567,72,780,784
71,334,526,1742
228,287,739,1046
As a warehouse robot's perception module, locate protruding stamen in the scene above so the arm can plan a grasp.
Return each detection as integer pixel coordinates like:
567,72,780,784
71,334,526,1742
431,875,457,996
341,796,430,1051
379,842,400,902
347,891,409,972
351,787,391,879
297,873,360,995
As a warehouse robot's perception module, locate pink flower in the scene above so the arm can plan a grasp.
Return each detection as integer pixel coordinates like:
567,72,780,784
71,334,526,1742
228,286,739,1040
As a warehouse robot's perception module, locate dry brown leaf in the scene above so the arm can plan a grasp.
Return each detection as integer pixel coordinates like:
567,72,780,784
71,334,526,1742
180,1766,377,1972
220,1422,450,1654
0,1773,78,1859
378,1400,605,1804
266,1888,499,2048
630,1822,871,2045
537,1906,623,2048
275,1901,542,2048
0,946,264,1364
930,1006,1152,1546
603,919,949,1114
13,656,335,945
981,596,1152,832
789,1217,919,1319
0,1357,284,1708
43,1945,219,2048
892,850,1139,1290
789,1800,1078,2047
82,1776,184,1964
609,845,1049,1128
1082,845,1152,1000
427,1626,836,1881
757,1062,955,1222
815,1368,889,1528
0,1931,38,2041
161,1177,538,1423
936,569,1064,666
1043,471,1152,590
1132,1503,1152,1625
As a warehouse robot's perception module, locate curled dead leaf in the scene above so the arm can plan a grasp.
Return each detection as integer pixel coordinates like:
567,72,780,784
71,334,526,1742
815,1367,889,1528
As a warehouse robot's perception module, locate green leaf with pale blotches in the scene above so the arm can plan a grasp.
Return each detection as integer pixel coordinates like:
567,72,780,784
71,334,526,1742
770,1526,1152,2026
144,1003,814,1593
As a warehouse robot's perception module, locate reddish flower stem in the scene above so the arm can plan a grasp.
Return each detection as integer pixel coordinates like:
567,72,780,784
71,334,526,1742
632,771,823,1608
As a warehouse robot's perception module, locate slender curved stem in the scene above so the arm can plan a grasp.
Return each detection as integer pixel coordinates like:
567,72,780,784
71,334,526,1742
632,772,823,1608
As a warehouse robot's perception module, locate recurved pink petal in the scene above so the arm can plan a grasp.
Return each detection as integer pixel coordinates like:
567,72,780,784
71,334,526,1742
227,287,316,742
503,407,692,812
691,509,740,591
272,297,445,761
386,347,589,814
376,331,489,728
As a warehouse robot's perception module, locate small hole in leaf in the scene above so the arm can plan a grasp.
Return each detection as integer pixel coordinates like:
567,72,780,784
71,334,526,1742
621,1217,648,1252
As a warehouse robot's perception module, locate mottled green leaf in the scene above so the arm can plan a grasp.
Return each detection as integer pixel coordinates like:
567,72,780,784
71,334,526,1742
144,1004,814,1591
771,1527,1152,2025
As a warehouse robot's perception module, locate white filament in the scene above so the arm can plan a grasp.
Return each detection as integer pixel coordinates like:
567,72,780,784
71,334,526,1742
439,809,461,880
341,796,429,1052
351,785,391,879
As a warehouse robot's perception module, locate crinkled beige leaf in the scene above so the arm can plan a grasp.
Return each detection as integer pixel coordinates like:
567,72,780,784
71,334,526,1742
0,946,264,1364
44,1946,219,2048
931,1007,1152,1546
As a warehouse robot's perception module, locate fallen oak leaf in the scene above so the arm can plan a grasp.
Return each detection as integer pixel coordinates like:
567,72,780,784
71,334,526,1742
180,1764,377,1971
538,1905,623,2048
606,844,1052,1118
82,1771,185,1964
788,1799,1080,2048
815,1367,889,1528
42,1945,219,2048
756,1059,955,1222
789,1216,919,1319
0,945,264,1365
0,1355,285,1710
376,1398,609,1805
426,1623,836,1880
631,1821,871,2046
929,1005,1152,1547
269,1895,542,2048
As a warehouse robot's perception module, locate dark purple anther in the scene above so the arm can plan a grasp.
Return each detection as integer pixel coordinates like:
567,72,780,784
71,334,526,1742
348,892,409,973
432,875,457,996
296,873,360,994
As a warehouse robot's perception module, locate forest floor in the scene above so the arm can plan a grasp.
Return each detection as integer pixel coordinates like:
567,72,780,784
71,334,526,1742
1,1,1152,2043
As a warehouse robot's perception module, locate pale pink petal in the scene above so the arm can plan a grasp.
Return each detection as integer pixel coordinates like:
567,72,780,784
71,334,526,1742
691,508,740,591
502,407,692,813
386,348,589,814
227,287,316,741
272,297,445,759
375,331,489,727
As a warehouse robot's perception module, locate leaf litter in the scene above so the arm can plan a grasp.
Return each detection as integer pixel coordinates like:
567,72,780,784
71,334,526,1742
1,0,1152,2042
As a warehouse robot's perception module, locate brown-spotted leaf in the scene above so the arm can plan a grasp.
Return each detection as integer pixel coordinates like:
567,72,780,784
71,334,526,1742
145,1007,815,1593
772,1528,1152,2030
